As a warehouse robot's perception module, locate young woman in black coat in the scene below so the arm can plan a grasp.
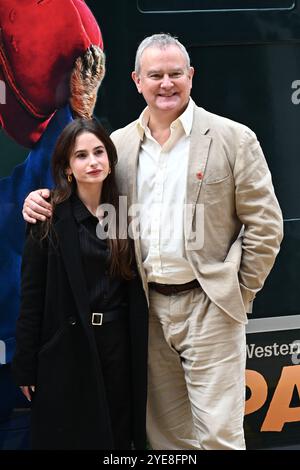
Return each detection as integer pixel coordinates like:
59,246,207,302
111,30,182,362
12,119,148,450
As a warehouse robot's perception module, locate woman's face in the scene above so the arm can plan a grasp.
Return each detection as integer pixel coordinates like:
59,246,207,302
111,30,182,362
66,131,110,187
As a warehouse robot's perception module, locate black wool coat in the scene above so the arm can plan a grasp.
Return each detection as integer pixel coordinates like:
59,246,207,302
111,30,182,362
12,199,148,450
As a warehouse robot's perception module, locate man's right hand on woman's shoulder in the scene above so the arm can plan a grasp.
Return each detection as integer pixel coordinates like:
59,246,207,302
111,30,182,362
22,189,52,224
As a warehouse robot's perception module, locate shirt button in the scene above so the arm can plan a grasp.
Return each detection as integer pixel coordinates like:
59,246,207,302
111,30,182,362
68,316,77,326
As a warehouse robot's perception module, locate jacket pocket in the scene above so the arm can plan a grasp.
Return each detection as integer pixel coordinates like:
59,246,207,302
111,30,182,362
204,174,233,205
205,173,231,185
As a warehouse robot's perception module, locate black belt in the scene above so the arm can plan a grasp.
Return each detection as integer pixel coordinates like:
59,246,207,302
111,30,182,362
91,309,127,326
148,279,200,296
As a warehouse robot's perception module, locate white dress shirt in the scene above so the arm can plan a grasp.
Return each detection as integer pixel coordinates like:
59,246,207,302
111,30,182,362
136,98,196,284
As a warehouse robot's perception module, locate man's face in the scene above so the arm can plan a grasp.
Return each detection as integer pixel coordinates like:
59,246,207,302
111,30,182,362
132,45,194,118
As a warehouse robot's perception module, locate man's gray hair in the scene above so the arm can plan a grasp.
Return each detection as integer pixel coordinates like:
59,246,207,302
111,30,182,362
134,33,191,75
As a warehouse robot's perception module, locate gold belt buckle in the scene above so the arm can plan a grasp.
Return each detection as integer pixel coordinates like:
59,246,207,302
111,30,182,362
92,312,103,326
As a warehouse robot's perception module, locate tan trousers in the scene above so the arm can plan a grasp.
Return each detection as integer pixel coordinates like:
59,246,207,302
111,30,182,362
147,287,246,450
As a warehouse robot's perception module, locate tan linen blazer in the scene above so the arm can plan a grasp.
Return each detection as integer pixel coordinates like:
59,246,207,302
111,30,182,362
111,105,283,324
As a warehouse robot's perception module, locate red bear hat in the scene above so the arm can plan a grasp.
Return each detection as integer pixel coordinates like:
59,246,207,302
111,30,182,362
0,0,103,147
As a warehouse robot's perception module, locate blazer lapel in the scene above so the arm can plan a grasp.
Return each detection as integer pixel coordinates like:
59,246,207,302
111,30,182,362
125,130,149,297
126,134,140,211
54,201,91,331
185,107,212,242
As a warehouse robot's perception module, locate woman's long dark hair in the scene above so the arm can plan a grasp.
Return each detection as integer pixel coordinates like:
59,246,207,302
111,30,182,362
45,118,134,280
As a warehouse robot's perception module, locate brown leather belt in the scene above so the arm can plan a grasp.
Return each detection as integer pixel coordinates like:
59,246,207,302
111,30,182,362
148,279,200,296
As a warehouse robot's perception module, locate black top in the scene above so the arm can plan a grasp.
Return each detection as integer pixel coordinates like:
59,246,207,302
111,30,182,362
71,194,127,313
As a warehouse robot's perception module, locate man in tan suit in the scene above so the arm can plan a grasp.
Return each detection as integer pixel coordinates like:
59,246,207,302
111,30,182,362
23,34,283,450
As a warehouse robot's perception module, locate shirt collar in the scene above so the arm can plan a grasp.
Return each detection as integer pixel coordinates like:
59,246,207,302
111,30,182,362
136,98,195,139
71,193,95,224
